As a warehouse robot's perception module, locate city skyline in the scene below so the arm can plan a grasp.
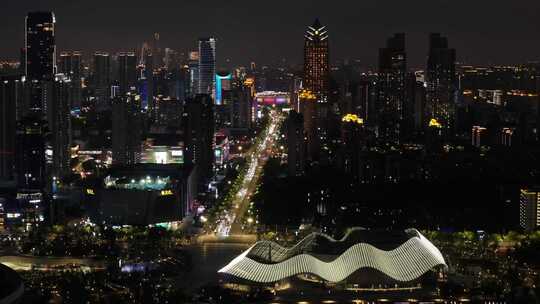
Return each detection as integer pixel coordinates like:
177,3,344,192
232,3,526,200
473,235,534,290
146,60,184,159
1,0,540,68
1,3,540,303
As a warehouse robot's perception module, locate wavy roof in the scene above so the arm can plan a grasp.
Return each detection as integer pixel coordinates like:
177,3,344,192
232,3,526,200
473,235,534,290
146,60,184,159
218,228,447,283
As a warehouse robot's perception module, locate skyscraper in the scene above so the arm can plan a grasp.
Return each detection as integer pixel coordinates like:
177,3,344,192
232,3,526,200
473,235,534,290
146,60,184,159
197,38,216,96
58,51,81,78
58,51,82,109
92,51,111,108
183,94,214,187
299,89,318,161
0,77,20,181
286,110,305,177
377,33,407,143
112,93,142,165
16,117,46,190
302,19,330,162
230,84,252,130
304,18,329,101
152,33,162,68
188,51,199,97
215,72,232,106
47,75,72,178
25,11,56,115
426,33,456,132
117,52,137,96
140,43,154,111
25,12,56,81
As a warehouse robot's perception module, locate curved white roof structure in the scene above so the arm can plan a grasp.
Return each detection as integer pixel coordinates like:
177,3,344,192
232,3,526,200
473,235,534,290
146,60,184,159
218,228,446,283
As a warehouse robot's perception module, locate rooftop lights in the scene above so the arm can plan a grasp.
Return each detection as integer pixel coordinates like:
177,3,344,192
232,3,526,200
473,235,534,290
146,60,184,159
429,118,442,128
342,114,364,125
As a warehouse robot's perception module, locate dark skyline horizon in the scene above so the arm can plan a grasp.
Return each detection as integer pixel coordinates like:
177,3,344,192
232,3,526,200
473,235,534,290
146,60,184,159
1,0,540,69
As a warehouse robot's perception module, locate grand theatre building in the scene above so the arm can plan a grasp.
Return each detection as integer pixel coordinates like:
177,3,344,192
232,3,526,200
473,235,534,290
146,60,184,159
218,228,447,296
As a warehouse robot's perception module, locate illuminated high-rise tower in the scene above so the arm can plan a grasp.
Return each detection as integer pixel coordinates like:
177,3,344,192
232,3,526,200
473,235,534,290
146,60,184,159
198,38,216,96
302,19,329,162
25,11,56,115
303,19,329,101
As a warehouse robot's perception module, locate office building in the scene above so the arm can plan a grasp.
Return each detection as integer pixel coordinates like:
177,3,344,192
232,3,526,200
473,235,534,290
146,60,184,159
230,85,252,130
117,52,137,95
0,77,21,181
25,11,56,115
303,18,329,101
341,114,365,181
183,94,214,186
139,42,154,111
152,32,162,68
188,51,199,97
215,72,232,106
112,93,142,165
92,51,111,108
378,33,406,144
16,117,47,190
426,33,456,131
286,110,305,177
58,51,82,109
25,12,56,81
47,75,72,178
299,89,318,161
58,51,81,78
302,19,329,162
198,38,216,95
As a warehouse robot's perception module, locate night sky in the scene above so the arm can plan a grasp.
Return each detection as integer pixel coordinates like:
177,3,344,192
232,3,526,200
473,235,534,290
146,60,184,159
1,0,539,69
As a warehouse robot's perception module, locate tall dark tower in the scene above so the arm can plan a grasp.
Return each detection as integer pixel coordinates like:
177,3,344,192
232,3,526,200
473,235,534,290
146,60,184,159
197,38,216,96
25,11,56,115
25,12,56,81
58,51,83,109
47,75,71,178
286,110,305,177
378,33,407,144
117,52,137,96
0,76,21,181
303,18,329,101
183,94,214,188
426,33,456,132
112,93,142,165
93,51,111,108
152,33,162,68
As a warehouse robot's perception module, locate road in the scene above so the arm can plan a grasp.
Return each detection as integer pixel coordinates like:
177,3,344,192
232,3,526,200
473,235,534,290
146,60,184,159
211,110,283,239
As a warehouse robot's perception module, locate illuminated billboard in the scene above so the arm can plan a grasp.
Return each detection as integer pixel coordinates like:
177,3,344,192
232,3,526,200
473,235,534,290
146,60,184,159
255,91,290,106
141,146,184,164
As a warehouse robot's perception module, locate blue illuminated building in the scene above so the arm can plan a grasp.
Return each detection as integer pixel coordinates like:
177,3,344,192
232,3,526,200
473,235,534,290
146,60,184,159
215,72,232,105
